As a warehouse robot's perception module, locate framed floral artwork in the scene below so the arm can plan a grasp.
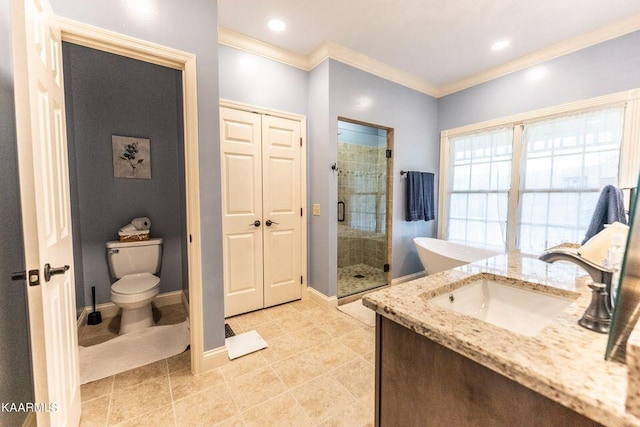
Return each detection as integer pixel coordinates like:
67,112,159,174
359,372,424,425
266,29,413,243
112,135,151,179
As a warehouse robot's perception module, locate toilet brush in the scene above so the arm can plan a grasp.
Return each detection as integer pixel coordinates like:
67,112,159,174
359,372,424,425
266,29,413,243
87,286,102,325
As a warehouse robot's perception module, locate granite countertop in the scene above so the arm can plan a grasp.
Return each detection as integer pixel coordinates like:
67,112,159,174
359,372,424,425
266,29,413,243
362,252,640,427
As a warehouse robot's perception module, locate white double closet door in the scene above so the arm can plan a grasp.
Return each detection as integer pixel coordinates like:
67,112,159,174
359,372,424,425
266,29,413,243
220,106,303,318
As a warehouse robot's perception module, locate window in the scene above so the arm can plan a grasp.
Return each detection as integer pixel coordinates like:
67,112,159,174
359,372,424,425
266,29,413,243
519,109,624,253
439,90,640,254
447,128,512,251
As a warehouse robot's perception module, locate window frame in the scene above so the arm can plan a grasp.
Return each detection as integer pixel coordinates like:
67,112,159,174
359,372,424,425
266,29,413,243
438,88,640,252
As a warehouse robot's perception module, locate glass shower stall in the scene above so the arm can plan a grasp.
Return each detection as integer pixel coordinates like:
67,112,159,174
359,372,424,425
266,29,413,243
337,119,392,298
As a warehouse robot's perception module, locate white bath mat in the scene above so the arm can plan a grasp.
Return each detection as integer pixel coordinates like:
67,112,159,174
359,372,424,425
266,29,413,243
338,300,376,327
78,321,189,384
225,330,268,360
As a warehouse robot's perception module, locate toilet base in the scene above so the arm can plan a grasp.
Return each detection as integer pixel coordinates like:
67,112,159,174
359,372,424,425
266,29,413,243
119,303,155,335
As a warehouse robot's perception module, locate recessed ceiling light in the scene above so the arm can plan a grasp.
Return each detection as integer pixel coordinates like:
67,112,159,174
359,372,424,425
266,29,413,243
268,19,286,32
491,40,510,51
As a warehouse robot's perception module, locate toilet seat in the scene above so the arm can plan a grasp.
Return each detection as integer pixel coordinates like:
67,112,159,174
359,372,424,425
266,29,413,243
111,272,160,295
111,272,160,306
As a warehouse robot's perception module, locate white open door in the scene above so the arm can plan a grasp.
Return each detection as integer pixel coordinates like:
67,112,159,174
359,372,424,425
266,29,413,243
11,0,81,425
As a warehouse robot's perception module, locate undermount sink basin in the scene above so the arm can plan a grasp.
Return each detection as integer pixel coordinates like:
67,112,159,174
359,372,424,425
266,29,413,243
430,277,577,337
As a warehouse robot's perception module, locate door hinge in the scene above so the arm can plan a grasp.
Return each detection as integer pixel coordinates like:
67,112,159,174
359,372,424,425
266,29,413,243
300,276,303,285
300,137,303,147
301,207,303,217
189,234,192,243
386,149,392,158
383,263,390,272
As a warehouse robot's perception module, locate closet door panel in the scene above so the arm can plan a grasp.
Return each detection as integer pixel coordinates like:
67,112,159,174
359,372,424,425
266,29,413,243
262,115,302,307
220,107,264,317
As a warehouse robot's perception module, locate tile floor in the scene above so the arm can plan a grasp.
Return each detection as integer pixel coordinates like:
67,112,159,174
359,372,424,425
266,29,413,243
79,299,375,426
77,303,188,347
337,263,386,298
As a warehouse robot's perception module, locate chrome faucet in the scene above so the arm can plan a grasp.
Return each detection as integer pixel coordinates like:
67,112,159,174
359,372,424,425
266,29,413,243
538,248,613,290
538,248,614,333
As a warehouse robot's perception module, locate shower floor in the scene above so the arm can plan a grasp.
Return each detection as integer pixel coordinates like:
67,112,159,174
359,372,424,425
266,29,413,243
338,263,387,298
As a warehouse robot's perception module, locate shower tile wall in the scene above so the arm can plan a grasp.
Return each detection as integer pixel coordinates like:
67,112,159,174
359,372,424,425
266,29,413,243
338,142,387,270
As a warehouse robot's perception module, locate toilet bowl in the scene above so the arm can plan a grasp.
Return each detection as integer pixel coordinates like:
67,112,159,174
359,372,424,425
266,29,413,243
111,273,160,334
106,238,163,335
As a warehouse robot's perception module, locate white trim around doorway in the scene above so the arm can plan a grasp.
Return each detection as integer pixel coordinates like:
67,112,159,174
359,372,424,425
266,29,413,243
56,17,216,374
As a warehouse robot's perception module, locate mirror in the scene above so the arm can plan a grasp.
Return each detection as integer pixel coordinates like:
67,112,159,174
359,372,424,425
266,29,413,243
606,180,639,362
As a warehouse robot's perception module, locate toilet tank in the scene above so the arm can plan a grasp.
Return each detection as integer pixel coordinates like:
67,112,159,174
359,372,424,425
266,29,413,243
106,238,163,278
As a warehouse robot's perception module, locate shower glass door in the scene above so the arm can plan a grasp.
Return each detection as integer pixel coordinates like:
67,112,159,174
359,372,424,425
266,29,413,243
337,119,392,298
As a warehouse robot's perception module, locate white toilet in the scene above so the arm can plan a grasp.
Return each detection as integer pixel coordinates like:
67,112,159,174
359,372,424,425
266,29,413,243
106,238,163,334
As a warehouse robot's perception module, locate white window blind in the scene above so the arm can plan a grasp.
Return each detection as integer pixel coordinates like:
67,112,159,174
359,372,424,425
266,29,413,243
447,128,512,251
518,107,624,253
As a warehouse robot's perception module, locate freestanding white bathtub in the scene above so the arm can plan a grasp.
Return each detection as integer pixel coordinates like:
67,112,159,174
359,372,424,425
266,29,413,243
413,237,501,275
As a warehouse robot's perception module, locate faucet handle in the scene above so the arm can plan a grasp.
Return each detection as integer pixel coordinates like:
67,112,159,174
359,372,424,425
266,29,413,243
578,281,612,334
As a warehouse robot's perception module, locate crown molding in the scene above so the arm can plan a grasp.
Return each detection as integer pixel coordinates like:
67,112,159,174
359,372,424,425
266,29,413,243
218,26,439,97
220,13,640,98
218,26,308,70
307,40,331,70
322,40,440,96
438,13,640,97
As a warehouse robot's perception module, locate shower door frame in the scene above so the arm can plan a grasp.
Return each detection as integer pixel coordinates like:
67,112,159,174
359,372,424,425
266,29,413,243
337,117,394,300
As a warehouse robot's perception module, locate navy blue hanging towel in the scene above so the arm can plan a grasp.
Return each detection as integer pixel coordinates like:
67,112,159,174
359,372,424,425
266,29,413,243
406,171,435,222
582,185,627,244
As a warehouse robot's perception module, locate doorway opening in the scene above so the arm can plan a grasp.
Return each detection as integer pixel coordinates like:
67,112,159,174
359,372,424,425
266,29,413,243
62,42,189,354
337,118,394,299
57,19,207,374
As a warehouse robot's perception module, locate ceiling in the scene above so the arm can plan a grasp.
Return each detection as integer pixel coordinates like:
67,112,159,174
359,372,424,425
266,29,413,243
218,0,640,93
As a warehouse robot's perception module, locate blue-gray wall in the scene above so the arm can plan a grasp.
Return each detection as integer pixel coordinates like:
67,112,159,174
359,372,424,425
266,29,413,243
63,43,187,309
218,49,440,297
50,0,223,350
0,2,34,426
307,60,332,295
438,30,640,131
218,45,308,115
327,60,439,296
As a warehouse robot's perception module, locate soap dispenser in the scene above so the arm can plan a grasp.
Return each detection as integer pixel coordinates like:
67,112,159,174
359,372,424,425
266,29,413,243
607,232,627,309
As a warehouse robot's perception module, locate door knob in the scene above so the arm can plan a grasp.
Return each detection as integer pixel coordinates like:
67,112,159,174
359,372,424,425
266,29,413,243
44,263,69,282
265,220,280,226
250,220,261,227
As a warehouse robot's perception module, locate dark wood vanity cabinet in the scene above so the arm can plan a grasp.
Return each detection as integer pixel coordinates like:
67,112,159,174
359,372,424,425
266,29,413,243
375,315,602,426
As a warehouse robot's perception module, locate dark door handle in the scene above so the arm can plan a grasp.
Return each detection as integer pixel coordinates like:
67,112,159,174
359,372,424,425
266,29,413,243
338,201,345,222
11,271,26,281
265,220,279,226
44,263,69,282
250,220,261,227
11,269,40,286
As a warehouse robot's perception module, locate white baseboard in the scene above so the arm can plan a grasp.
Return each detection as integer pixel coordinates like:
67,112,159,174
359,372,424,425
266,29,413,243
77,290,184,328
181,291,190,326
77,309,88,335
391,270,426,286
181,291,190,312
197,346,228,374
307,286,338,308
